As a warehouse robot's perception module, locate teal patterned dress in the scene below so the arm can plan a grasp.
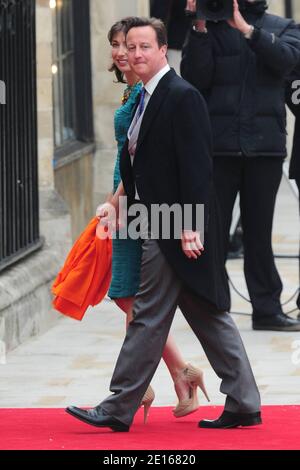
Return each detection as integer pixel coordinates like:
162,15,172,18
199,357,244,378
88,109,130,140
108,82,143,299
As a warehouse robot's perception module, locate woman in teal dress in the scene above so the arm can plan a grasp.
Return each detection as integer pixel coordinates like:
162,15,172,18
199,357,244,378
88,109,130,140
108,80,143,300
96,18,209,421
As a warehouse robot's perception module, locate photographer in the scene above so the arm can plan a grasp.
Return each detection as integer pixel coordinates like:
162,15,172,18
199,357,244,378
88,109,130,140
181,0,300,331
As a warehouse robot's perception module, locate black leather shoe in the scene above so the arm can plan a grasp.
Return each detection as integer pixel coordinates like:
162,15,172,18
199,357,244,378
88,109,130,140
65,406,129,432
198,410,262,429
252,313,300,331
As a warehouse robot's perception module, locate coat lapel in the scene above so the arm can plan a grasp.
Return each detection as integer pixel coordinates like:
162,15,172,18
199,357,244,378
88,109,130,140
134,69,176,158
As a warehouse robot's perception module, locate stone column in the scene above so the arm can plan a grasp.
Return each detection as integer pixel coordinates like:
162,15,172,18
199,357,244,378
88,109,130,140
36,0,55,189
268,0,285,17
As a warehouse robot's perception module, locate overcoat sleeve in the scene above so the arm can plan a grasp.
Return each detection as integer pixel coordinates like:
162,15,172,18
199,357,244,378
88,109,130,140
248,21,300,77
172,87,213,232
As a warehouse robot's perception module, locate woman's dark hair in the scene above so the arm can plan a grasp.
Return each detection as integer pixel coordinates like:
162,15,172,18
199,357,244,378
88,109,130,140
108,18,133,84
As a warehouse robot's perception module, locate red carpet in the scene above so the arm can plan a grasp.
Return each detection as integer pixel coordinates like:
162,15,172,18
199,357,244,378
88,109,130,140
0,406,299,450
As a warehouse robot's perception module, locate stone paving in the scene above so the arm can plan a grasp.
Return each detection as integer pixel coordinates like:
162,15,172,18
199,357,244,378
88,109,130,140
0,177,299,409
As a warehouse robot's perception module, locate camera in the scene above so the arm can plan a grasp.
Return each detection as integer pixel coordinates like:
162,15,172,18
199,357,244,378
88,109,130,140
195,0,234,21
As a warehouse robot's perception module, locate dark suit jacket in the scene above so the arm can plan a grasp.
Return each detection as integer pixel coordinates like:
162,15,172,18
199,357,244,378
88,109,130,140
120,69,230,311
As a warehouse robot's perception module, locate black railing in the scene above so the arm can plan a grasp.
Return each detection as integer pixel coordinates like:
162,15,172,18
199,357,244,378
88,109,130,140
285,0,293,18
284,0,294,18
0,0,41,272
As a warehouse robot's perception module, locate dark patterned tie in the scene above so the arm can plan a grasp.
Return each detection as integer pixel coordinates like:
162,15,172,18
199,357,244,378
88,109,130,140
137,87,146,119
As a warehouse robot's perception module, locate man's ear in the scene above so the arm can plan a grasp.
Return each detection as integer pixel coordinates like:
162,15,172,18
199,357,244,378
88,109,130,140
161,44,168,56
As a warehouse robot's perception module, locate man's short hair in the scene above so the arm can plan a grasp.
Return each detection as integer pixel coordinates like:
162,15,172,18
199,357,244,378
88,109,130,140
125,17,168,48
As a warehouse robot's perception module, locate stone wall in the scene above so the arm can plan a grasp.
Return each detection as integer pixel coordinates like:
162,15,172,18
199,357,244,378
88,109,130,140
54,149,95,240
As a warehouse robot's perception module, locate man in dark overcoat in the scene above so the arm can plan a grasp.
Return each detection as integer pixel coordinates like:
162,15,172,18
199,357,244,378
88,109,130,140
66,16,261,431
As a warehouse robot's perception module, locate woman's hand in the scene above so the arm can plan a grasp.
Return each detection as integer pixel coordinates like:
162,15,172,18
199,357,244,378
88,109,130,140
96,202,118,235
186,0,207,32
186,0,196,12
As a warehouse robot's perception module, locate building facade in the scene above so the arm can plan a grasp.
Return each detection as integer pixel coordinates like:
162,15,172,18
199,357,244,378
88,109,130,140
0,0,149,352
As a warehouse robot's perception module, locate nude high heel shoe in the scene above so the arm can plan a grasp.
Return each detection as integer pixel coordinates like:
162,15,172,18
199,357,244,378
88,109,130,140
173,364,210,418
140,385,155,424
185,363,210,403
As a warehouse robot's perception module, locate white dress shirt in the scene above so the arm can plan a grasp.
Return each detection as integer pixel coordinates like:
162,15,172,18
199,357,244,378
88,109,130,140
127,64,171,201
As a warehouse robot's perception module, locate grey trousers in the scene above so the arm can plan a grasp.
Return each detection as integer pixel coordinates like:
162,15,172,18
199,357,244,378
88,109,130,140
101,239,261,426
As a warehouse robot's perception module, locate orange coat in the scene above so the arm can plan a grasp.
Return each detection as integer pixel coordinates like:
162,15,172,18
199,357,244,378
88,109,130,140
52,217,112,321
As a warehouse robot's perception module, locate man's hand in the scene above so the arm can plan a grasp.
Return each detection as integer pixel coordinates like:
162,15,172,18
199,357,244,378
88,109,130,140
96,202,117,235
186,0,207,31
227,0,252,35
186,0,196,13
181,230,204,259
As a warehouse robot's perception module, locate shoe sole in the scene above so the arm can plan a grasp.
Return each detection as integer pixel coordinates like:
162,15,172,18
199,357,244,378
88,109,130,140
173,406,199,419
253,325,300,332
65,408,129,432
199,417,262,429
